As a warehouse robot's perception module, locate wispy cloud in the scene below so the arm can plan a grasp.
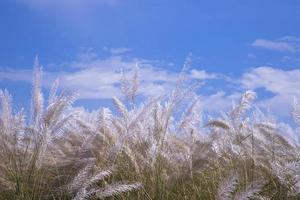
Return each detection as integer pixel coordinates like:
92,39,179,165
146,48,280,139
18,0,121,8
58,56,178,99
103,47,132,55
2,50,300,118
278,36,300,42
190,69,218,80
251,38,300,52
199,91,241,113
0,68,32,82
0,51,217,100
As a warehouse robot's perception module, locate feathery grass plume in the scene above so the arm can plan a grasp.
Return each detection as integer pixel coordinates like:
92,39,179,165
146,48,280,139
70,161,141,200
30,77,77,168
48,78,60,105
231,90,256,122
216,172,239,200
96,107,115,143
112,96,128,120
176,98,203,178
1,56,300,199
120,64,140,107
31,55,44,126
206,119,230,130
97,108,112,131
0,87,44,198
271,160,300,196
217,172,265,200
110,95,156,172
256,197,271,200
292,96,300,125
90,182,142,199
0,89,12,130
178,98,201,132
151,58,200,160
0,58,80,199
233,181,266,200
0,90,25,191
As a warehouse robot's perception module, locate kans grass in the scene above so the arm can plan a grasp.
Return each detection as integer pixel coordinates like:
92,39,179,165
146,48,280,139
0,58,300,199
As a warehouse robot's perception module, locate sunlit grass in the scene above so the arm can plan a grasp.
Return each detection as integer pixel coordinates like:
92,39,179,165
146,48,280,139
0,58,300,199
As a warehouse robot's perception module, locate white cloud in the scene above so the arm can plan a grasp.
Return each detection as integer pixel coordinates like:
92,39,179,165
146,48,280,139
241,66,300,116
0,53,190,99
241,67,300,96
251,38,299,52
0,68,32,82
0,67,57,86
199,91,241,113
52,58,172,99
66,55,131,69
2,51,299,119
55,51,184,99
193,66,300,117
190,69,218,80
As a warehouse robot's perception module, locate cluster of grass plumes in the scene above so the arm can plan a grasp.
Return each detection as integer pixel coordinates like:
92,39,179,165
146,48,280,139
1,58,300,200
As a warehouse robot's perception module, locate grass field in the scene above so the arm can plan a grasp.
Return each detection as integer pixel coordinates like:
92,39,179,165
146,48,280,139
0,59,300,199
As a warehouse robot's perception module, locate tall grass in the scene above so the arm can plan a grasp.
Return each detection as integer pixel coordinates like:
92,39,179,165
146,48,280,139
0,58,300,199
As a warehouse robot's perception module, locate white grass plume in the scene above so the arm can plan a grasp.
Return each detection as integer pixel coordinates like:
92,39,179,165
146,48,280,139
216,172,239,200
292,97,300,125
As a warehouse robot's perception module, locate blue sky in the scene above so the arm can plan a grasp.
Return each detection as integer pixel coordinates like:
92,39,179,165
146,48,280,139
0,0,300,119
